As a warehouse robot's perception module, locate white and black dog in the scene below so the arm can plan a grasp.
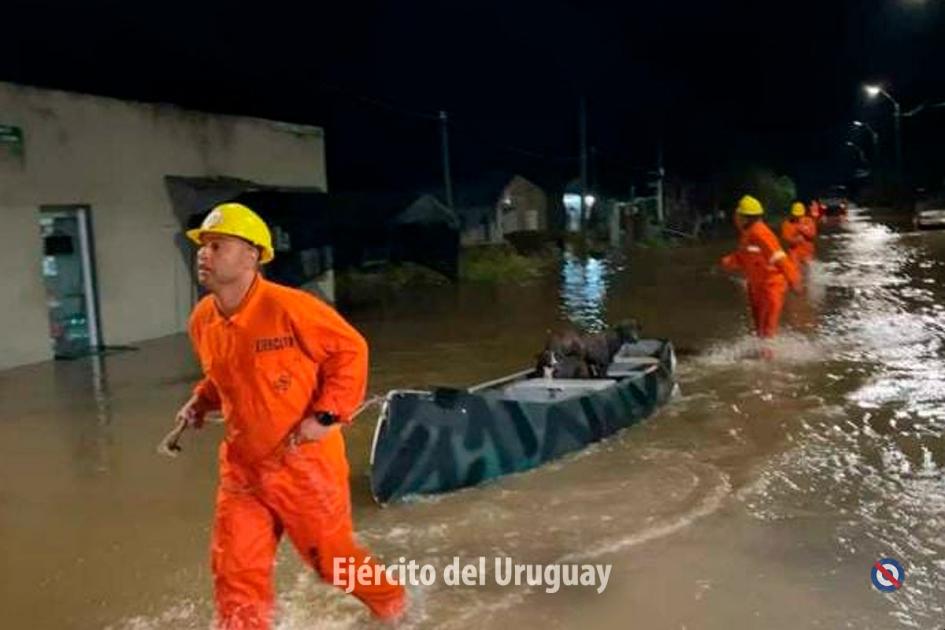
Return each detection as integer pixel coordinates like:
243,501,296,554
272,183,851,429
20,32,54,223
535,319,641,379
535,327,591,379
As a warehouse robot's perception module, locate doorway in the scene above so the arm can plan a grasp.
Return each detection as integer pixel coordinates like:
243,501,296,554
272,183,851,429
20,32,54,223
39,205,102,359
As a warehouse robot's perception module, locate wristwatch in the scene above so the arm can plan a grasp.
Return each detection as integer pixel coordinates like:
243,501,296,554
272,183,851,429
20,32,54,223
315,411,338,427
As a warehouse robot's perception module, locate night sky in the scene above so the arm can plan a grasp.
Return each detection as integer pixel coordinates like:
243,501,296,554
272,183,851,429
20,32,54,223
3,1,945,198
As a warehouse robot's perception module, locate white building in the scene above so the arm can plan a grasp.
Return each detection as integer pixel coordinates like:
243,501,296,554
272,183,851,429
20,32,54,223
0,82,327,370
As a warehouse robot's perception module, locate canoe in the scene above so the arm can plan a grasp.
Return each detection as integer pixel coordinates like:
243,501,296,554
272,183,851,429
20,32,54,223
369,338,677,504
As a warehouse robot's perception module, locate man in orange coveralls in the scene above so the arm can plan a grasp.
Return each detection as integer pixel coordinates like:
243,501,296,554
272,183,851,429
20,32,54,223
174,203,405,629
809,199,824,224
802,201,820,238
780,201,816,267
801,201,819,258
721,195,802,339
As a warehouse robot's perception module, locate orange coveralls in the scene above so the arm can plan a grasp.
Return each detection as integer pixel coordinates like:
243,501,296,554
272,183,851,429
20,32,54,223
809,201,823,224
722,221,801,338
189,276,405,629
801,214,818,257
780,217,816,266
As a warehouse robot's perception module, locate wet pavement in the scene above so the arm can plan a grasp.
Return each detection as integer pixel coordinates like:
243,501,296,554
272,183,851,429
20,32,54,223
1,207,944,629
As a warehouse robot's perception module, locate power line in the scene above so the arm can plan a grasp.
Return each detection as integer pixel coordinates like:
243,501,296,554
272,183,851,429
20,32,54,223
313,80,580,163
314,81,439,121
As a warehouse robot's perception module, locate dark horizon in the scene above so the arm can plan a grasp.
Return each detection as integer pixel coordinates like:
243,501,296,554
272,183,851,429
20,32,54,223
3,0,945,200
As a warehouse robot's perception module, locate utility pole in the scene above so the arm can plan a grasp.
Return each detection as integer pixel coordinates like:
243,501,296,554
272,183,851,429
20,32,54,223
439,110,454,208
579,96,589,227
656,141,665,225
893,101,903,184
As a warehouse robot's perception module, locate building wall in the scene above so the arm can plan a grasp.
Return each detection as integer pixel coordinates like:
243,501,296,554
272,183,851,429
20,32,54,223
459,208,502,246
503,176,548,233
0,82,326,370
460,224,491,246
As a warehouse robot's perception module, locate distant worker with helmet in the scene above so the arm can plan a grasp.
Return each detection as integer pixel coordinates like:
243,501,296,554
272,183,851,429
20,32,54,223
174,203,406,629
809,199,824,224
781,201,816,268
721,195,802,340
801,201,819,251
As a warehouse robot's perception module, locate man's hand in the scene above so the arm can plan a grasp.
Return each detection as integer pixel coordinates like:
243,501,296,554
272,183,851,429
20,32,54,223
175,395,207,429
295,415,338,444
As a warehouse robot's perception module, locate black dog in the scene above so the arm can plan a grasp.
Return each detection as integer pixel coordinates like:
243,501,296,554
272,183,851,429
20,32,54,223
535,320,640,379
582,319,641,377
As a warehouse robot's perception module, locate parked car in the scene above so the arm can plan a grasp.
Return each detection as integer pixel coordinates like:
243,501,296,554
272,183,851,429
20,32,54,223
914,196,945,230
821,197,848,217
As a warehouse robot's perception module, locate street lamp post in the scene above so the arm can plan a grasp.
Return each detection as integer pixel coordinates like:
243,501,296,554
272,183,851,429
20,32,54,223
864,84,902,181
852,120,880,160
844,140,868,165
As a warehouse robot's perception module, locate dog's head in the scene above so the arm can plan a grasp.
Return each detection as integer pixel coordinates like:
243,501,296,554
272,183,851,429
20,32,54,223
614,319,641,344
546,327,586,357
536,349,559,379
536,349,591,379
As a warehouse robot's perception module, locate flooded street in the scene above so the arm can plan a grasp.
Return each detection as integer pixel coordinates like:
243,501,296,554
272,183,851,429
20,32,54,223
2,207,945,629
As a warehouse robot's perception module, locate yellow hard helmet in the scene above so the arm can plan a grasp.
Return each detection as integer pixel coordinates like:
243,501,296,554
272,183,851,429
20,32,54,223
790,202,806,217
736,195,764,216
186,202,275,264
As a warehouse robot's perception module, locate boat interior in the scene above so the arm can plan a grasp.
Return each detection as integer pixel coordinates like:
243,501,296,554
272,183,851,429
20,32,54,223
495,340,666,403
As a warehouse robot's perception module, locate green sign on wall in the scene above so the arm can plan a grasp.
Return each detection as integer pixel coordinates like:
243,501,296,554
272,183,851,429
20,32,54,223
0,124,23,157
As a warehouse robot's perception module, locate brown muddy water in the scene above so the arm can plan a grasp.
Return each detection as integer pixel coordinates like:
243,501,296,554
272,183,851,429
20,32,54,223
1,207,944,629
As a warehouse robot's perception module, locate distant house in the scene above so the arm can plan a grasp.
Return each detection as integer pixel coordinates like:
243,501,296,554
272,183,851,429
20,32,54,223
502,175,549,233
325,192,415,270
395,194,459,229
454,174,550,246
456,204,501,246
390,194,461,277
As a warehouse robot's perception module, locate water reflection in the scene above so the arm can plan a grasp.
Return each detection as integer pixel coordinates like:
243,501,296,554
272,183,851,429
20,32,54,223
827,211,945,422
90,353,112,426
559,250,611,331
740,207,945,627
11,206,945,629
70,354,118,477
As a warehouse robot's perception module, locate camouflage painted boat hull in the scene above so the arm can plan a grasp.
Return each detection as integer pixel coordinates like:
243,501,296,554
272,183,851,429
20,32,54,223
369,339,676,504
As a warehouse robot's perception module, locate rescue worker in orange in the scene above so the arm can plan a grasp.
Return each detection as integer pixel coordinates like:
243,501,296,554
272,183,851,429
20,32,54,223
721,195,802,339
800,201,819,254
803,201,819,238
174,203,406,629
809,199,823,225
780,201,816,268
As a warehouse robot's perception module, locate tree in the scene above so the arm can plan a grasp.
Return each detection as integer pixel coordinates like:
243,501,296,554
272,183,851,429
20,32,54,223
715,165,797,216
756,172,797,216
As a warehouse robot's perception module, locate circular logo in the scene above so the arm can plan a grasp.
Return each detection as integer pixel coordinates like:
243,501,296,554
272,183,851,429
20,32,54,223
871,558,904,592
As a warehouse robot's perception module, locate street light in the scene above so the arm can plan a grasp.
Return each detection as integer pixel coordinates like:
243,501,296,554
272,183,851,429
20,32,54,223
851,120,880,159
863,84,903,180
845,141,868,165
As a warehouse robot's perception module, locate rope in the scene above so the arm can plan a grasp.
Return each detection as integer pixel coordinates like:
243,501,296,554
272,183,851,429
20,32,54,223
156,418,188,458
157,398,385,459
350,395,384,420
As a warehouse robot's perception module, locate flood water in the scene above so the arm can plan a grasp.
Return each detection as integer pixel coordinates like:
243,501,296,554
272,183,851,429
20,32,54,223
2,207,944,629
